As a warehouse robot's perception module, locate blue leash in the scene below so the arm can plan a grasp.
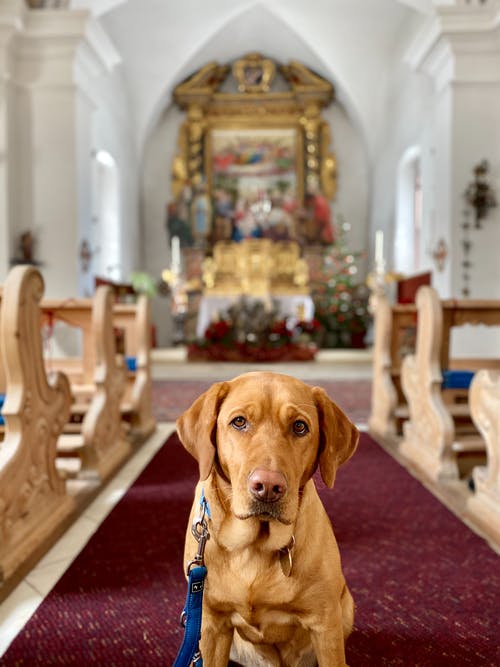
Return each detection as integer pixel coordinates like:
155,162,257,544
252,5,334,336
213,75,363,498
172,565,207,666
172,493,211,667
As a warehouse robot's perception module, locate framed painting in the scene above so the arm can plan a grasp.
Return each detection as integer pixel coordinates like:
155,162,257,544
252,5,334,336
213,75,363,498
208,127,302,242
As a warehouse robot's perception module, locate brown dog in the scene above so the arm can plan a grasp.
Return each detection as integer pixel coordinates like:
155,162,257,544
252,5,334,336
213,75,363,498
177,371,359,666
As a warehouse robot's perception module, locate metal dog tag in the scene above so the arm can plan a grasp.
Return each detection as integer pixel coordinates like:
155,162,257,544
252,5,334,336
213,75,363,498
279,536,295,577
279,548,293,577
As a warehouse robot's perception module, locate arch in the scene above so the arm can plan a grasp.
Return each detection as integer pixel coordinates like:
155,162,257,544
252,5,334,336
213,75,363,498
140,2,369,166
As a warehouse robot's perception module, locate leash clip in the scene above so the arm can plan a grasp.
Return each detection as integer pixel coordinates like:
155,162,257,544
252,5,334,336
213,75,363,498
187,493,211,574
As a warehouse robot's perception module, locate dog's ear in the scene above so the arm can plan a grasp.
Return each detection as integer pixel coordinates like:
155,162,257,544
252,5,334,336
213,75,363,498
176,381,229,480
312,386,359,488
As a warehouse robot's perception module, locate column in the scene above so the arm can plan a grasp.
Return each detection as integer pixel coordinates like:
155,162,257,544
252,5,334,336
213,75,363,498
10,8,119,297
0,1,24,280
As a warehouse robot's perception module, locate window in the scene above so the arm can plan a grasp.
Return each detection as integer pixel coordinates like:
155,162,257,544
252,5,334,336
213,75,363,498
92,150,121,280
395,147,422,275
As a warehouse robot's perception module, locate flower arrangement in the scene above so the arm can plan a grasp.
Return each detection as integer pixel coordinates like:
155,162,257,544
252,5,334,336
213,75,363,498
188,297,319,362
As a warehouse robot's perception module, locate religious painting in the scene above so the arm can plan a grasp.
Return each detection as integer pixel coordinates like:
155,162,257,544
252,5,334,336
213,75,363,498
209,127,300,244
171,54,336,252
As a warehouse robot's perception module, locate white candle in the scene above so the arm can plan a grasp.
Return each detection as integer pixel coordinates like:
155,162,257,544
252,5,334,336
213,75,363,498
171,235,180,272
375,230,384,265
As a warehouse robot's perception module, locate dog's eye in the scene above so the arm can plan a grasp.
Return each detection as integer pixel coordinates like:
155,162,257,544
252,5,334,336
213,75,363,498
293,420,308,436
231,416,247,430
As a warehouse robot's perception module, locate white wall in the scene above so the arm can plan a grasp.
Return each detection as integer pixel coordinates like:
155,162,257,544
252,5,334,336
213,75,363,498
450,82,500,300
370,63,435,276
1,9,138,299
87,65,139,290
325,103,370,269
141,104,184,346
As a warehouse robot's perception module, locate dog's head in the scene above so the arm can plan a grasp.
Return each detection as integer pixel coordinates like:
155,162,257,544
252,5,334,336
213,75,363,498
177,371,358,526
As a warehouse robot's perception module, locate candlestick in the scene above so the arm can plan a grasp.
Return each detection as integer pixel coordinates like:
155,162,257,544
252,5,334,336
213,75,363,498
171,235,181,273
375,230,384,265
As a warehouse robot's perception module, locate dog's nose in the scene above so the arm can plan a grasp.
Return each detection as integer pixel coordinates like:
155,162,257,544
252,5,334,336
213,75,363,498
248,469,287,503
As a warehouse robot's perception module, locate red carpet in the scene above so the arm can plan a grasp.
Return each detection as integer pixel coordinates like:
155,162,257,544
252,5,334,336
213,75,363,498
152,378,372,424
1,432,499,666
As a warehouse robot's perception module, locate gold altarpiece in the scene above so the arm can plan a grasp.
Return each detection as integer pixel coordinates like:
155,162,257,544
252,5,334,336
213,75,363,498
167,53,337,339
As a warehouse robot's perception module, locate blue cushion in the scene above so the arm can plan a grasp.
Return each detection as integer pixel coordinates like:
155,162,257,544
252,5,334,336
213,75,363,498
442,370,474,390
125,356,137,372
0,393,5,425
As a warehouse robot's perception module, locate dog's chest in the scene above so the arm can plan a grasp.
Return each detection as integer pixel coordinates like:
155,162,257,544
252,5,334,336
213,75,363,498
207,555,302,643
231,607,299,644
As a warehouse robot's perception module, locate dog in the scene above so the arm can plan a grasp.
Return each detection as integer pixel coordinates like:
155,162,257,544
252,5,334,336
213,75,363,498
177,371,359,666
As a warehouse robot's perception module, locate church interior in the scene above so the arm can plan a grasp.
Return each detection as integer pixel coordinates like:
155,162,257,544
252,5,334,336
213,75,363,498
0,0,499,664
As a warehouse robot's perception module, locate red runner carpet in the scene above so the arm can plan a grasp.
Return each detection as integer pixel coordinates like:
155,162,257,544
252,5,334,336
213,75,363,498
1,432,499,666
152,379,372,425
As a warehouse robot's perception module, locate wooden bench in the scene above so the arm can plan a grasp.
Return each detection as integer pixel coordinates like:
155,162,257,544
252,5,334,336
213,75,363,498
400,286,500,481
113,296,156,443
466,370,500,546
368,293,417,441
0,266,75,595
41,287,132,484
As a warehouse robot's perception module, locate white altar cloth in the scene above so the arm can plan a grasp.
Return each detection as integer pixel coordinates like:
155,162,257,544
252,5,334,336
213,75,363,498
196,295,315,339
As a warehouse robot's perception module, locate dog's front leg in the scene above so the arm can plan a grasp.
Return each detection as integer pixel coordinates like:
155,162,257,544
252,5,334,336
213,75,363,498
199,611,233,667
310,615,349,667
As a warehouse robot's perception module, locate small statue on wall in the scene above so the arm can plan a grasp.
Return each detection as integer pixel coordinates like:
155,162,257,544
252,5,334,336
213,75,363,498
191,179,212,246
11,230,41,266
301,180,335,245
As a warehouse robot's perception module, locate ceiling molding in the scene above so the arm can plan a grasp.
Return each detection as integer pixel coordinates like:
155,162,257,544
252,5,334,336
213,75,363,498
69,0,126,16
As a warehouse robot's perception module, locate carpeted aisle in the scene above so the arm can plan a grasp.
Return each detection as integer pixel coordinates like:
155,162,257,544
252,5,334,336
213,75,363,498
1,432,499,666
152,378,372,425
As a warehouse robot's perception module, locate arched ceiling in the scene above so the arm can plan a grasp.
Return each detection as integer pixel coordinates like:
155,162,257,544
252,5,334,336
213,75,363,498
69,0,436,159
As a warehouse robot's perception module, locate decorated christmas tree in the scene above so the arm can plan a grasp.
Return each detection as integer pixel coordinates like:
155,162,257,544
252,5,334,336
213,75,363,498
312,217,371,348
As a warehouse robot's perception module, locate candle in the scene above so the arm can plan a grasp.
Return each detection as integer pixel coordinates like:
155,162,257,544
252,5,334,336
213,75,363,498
171,235,180,273
375,230,384,265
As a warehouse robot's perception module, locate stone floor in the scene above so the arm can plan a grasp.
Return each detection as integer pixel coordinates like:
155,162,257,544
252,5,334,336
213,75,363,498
151,346,374,381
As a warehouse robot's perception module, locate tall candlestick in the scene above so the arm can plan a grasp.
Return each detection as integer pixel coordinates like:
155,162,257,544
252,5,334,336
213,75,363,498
375,230,384,265
171,235,180,273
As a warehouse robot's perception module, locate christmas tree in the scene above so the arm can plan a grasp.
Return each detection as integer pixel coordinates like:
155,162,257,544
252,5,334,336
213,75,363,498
312,217,371,348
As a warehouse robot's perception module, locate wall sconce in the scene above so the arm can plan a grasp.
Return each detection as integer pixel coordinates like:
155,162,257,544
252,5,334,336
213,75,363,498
432,238,448,272
465,160,497,228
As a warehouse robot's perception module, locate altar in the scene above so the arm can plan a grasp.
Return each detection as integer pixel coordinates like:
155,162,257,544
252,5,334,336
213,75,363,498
164,53,339,348
196,294,315,339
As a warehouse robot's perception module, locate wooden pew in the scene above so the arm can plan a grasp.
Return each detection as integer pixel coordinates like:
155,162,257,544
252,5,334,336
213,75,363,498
113,296,156,443
368,293,417,441
0,266,75,594
400,286,500,481
467,370,500,546
41,287,132,484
